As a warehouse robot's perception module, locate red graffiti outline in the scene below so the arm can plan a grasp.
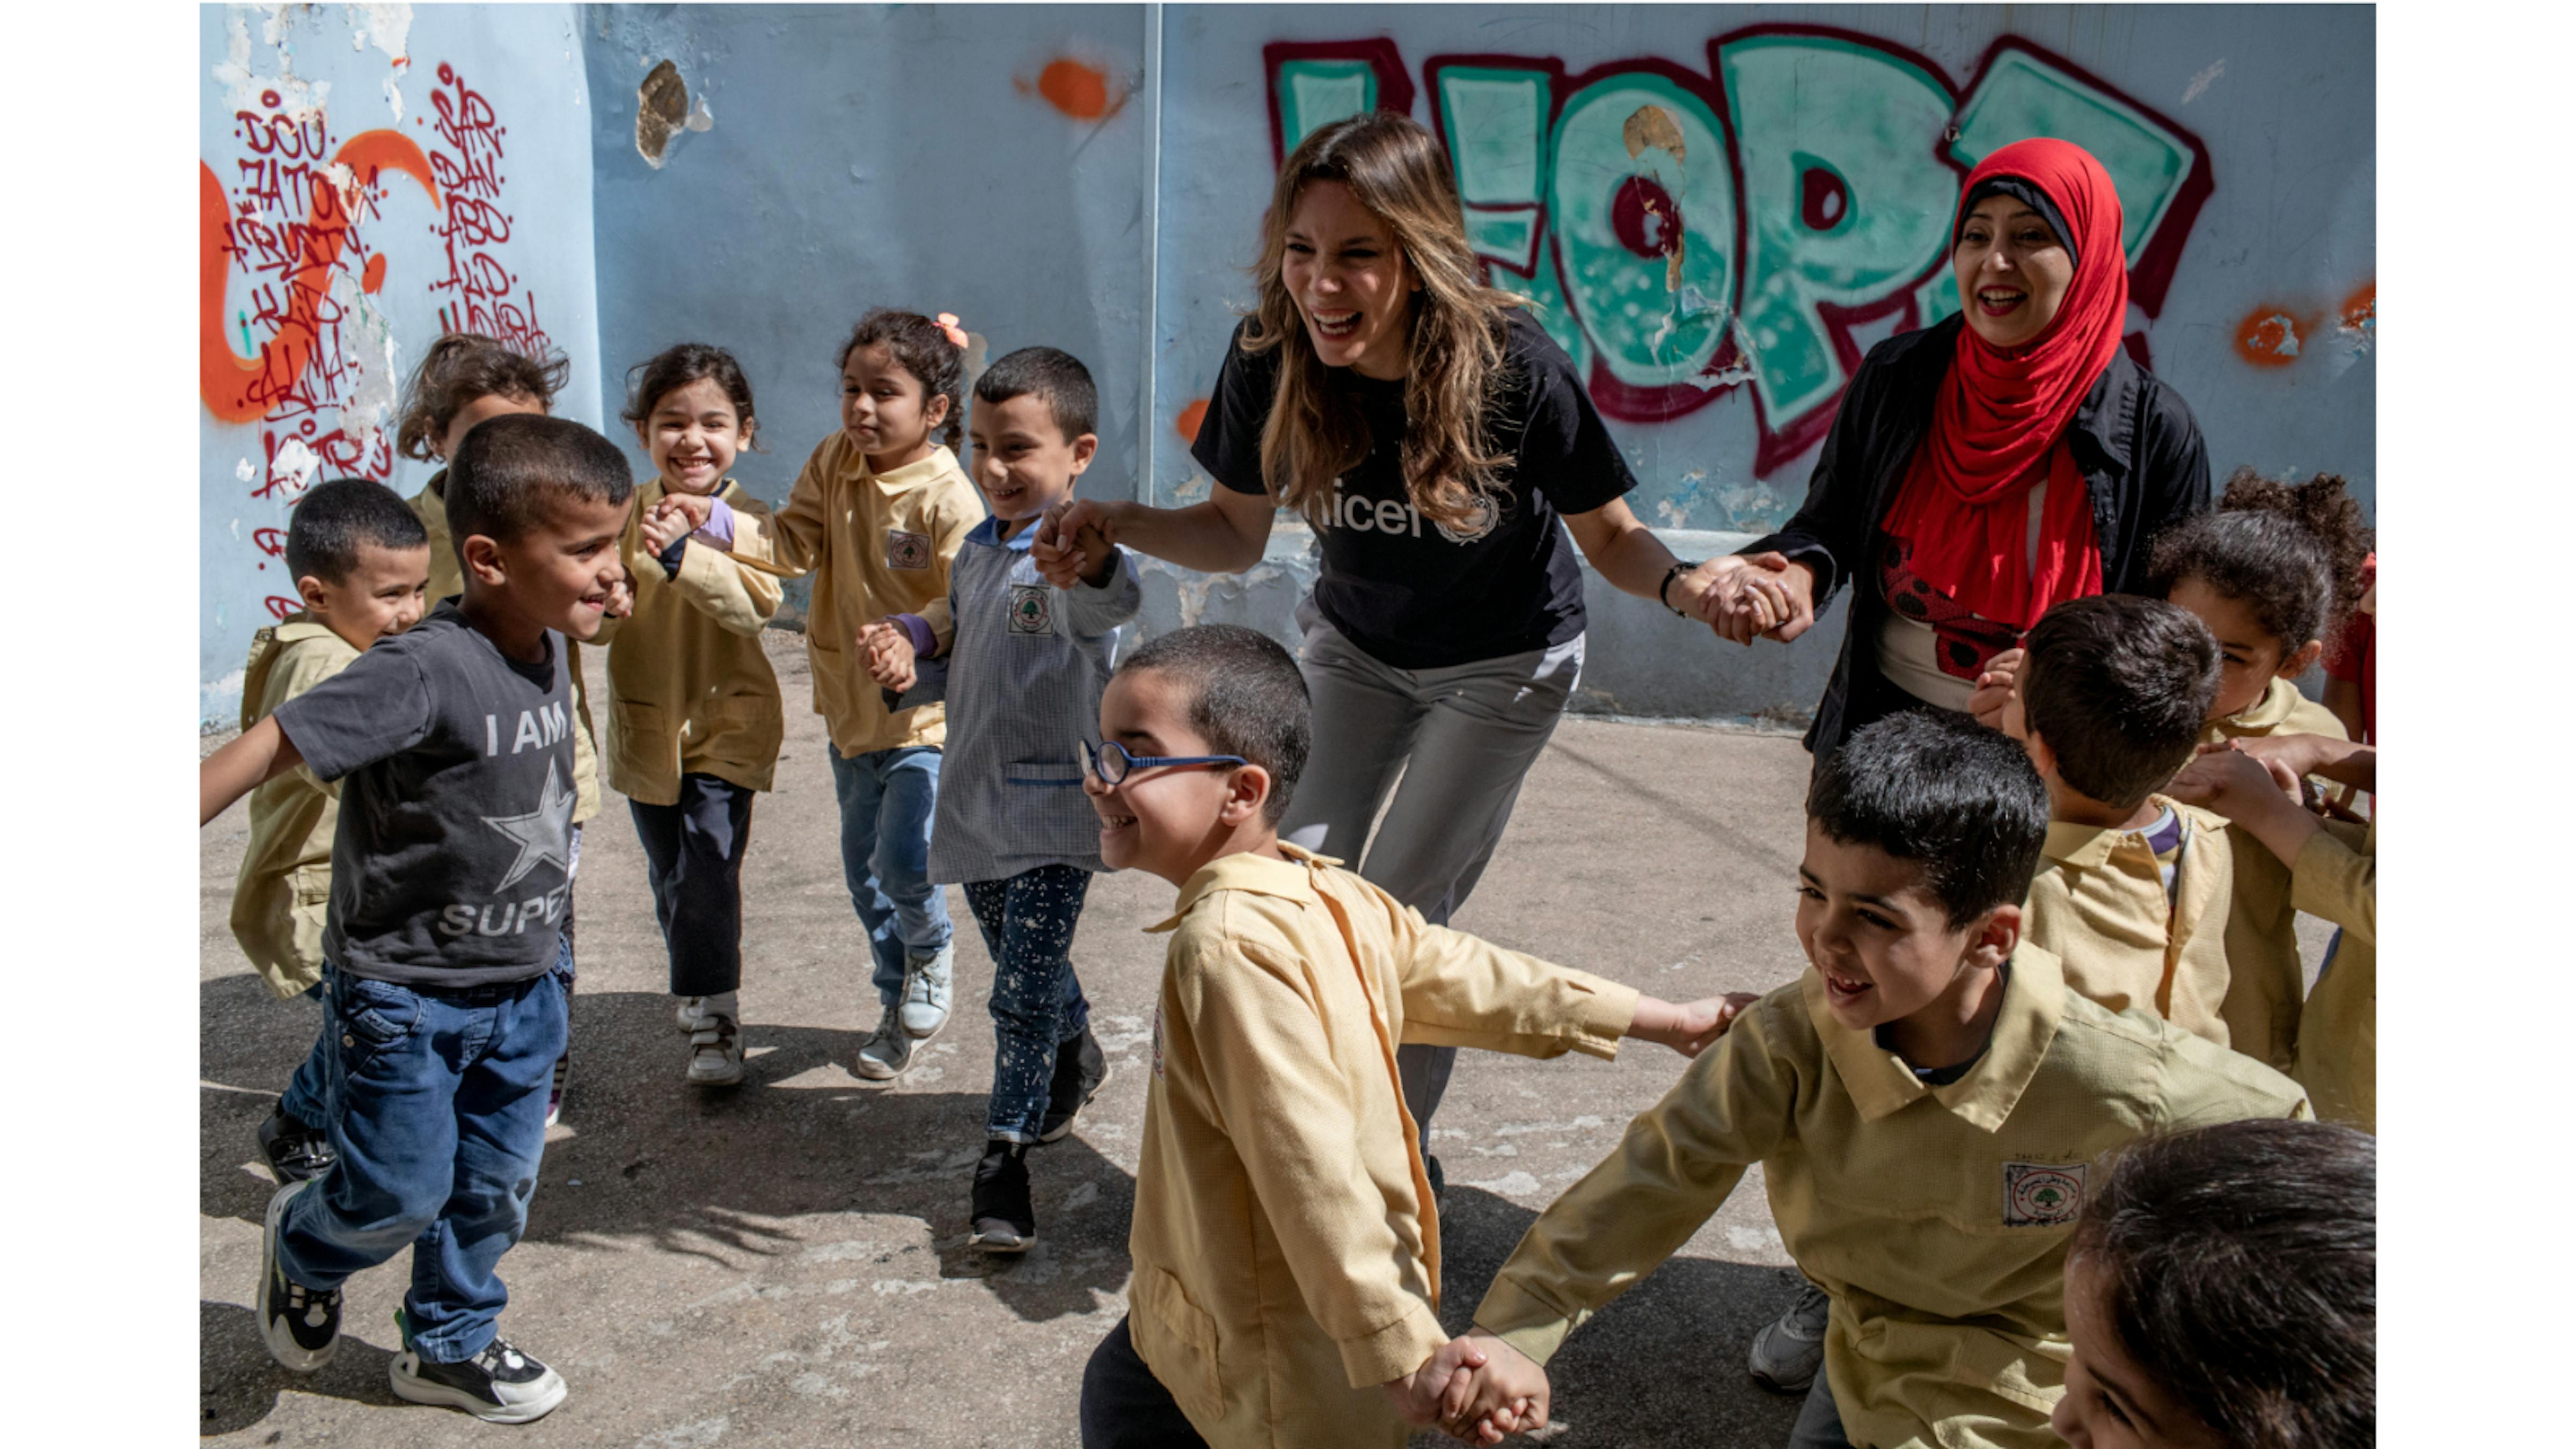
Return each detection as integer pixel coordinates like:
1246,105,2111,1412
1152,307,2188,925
201,129,440,423
1261,39,1416,169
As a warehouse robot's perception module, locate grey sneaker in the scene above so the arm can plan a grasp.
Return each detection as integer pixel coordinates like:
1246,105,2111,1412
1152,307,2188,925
676,996,710,1033
389,1320,567,1424
853,1006,914,1081
686,1015,743,1087
1747,1279,1831,1393
899,944,953,1039
257,1179,340,1373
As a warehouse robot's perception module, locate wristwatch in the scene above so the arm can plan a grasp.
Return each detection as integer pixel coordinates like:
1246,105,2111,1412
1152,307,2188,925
1660,559,1701,617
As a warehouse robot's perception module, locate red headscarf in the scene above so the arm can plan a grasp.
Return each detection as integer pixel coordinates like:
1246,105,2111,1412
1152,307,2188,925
1882,138,2128,631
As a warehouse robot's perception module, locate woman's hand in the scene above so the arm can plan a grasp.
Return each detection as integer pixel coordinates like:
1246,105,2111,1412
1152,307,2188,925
1967,648,2024,733
1699,553,1816,646
1033,499,1120,588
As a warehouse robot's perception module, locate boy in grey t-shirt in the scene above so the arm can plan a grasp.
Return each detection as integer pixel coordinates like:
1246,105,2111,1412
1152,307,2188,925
201,414,635,1424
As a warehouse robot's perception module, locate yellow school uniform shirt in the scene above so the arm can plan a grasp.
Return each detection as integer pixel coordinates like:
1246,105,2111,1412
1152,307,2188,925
1129,844,1640,1449
2197,679,2351,1069
2292,819,2375,1132
410,471,603,824
2022,798,2243,1051
2201,674,2348,749
1474,945,2309,1449
229,617,359,998
733,433,979,758
591,478,785,806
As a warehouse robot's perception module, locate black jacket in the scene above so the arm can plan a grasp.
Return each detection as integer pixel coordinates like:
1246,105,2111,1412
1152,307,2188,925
1744,312,2211,765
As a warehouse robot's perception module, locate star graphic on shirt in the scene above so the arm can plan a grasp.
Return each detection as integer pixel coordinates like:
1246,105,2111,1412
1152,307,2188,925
481,759,576,892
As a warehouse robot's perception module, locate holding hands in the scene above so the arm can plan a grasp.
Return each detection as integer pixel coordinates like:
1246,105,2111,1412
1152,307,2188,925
1687,553,1818,647
1387,1332,1552,1443
1030,499,1119,589
638,494,699,557
1631,992,1760,1058
859,619,918,692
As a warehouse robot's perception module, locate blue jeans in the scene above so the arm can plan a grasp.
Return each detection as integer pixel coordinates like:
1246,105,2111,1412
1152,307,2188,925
277,948,570,1363
828,743,952,1005
281,983,331,1130
966,866,1092,1142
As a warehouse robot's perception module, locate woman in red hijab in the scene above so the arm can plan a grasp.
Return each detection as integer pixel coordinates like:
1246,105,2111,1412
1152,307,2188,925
1699,137,2209,773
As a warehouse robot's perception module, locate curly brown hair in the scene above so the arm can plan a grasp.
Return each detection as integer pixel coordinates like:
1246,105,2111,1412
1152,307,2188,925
1244,112,1527,536
393,333,571,462
2148,468,2375,650
837,309,965,451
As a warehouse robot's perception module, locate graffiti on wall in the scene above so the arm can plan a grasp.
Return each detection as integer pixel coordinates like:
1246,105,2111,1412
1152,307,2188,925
202,61,551,619
1264,30,2214,477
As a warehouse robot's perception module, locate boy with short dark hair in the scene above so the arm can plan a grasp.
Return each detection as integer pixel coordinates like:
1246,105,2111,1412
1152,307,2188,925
1073,624,1738,1449
2054,1119,2374,1449
1432,711,2308,1449
2002,595,2281,1053
233,478,433,1184
200,414,636,1424
859,345,1137,1252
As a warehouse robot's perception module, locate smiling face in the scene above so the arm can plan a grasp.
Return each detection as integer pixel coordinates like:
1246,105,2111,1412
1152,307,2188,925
969,391,1095,531
1085,668,1263,887
1794,821,2005,1041
639,376,748,497
436,391,547,465
841,341,947,471
476,491,634,644
1953,193,2077,351
1280,179,1418,380
2165,576,2308,724
301,540,433,652
2051,1255,2226,1449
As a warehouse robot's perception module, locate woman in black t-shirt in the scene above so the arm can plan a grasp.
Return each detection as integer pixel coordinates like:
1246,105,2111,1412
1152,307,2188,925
1036,112,1737,1146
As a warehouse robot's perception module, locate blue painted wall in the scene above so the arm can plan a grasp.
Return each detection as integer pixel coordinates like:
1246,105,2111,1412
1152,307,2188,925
199,3,602,724
203,4,2373,725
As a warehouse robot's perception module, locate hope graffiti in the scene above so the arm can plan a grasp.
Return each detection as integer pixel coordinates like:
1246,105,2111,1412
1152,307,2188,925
1265,30,2212,476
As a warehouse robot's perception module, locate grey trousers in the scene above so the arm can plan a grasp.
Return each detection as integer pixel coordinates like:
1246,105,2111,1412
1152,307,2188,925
1279,598,1583,1134
1787,1373,1858,1449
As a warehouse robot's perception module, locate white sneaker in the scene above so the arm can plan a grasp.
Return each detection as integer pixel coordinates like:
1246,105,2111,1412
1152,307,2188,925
899,945,953,1039
1747,1280,1831,1393
686,1015,743,1087
676,996,709,1033
853,1006,913,1081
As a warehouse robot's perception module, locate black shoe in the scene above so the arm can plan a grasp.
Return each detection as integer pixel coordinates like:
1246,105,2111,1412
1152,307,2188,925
257,1180,341,1373
257,1101,335,1185
389,1321,568,1424
1038,1029,1111,1144
970,1139,1037,1254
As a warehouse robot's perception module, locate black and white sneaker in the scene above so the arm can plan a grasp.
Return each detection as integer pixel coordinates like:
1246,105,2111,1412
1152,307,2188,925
545,1052,569,1128
390,1328,568,1423
969,1139,1036,1254
256,1179,341,1373
257,1101,335,1184
1037,1028,1111,1144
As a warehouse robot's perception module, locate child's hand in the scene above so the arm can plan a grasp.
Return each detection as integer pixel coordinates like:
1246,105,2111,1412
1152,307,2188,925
2166,742,2293,817
603,566,635,621
1069,520,1119,588
1030,501,1094,589
1967,647,2024,733
1443,1333,1550,1443
660,491,716,533
639,497,694,557
859,619,917,691
1627,991,1759,1058
1382,1336,1489,1430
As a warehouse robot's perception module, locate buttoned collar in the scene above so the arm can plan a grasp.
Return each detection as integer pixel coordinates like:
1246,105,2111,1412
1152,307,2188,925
2041,794,2181,870
1808,942,2068,1131
267,613,343,647
967,514,1041,551
844,443,957,495
1145,843,1339,933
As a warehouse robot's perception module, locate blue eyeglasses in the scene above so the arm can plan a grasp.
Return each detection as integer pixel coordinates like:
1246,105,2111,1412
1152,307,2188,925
1080,738,1248,785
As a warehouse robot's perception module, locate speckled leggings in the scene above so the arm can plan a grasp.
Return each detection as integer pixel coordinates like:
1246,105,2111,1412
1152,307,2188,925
966,865,1093,1143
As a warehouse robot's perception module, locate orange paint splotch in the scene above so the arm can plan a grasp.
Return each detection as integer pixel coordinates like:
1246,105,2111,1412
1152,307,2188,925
2234,307,2311,368
1027,58,1122,121
2339,282,2375,335
1176,398,1209,445
361,253,388,294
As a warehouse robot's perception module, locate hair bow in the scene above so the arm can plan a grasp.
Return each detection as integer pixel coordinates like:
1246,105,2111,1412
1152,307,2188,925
935,312,967,348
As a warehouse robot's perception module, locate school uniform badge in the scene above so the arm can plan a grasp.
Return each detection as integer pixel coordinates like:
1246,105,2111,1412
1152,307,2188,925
2002,1161,2086,1226
1008,584,1052,634
887,530,931,569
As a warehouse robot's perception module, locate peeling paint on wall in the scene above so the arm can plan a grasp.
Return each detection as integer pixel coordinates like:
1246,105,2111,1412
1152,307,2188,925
635,58,715,169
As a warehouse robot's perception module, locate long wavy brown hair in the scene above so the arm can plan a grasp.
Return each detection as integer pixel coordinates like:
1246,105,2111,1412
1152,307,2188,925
1243,112,1526,535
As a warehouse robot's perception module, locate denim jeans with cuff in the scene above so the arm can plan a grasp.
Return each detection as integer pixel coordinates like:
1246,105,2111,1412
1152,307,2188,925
276,945,570,1363
828,743,952,1005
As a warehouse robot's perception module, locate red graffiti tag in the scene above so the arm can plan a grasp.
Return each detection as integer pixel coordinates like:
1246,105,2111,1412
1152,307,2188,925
425,64,553,360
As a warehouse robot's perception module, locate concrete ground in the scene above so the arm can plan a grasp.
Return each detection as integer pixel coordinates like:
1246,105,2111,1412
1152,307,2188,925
198,631,2327,1446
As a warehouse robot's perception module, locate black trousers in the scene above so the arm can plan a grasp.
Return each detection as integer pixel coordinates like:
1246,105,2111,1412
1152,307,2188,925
628,773,756,997
1080,1316,1209,1448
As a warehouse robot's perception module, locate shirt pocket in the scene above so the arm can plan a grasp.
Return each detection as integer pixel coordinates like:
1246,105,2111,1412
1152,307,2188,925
1004,759,1101,853
692,693,785,774
1131,1264,1224,1424
608,700,675,789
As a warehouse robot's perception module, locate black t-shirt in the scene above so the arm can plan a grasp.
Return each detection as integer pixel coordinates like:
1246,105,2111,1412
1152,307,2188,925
273,602,578,987
1192,309,1637,669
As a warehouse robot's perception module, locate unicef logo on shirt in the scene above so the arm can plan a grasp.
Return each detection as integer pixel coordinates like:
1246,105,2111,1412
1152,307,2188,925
1431,492,1499,545
1322,482,1496,545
